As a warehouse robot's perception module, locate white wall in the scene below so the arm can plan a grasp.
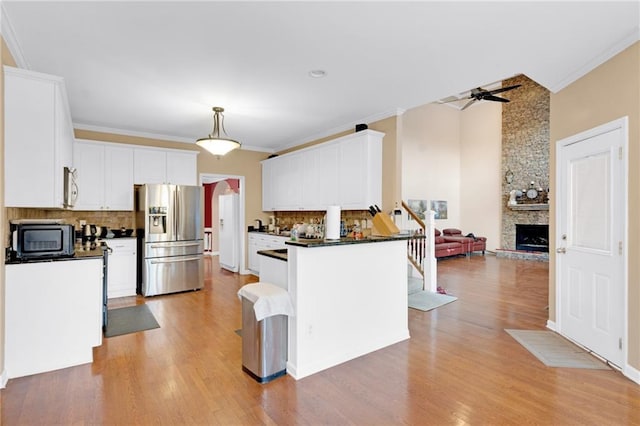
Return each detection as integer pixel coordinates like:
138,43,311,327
459,101,502,251
402,103,461,230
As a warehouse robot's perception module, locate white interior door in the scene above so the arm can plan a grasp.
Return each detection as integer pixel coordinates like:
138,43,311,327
556,117,626,367
219,193,239,272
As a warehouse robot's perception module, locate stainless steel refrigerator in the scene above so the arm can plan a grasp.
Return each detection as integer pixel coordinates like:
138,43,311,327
136,184,204,296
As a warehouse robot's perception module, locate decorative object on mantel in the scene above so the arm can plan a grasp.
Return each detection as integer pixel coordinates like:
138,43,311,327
508,180,549,208
508,190,523,206
196,106,241,156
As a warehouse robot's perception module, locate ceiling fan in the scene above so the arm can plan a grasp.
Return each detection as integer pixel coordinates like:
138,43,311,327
440,84,522,110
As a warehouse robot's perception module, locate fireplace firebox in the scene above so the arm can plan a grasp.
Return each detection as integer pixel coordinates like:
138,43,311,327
515,224,549,252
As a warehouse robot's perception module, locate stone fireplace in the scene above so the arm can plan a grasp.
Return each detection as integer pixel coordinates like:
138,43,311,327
500,75,550,255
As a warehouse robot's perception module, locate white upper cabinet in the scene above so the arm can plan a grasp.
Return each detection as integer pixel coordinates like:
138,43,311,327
273,152,304,210
166,151,199,185
104,145,135,209
134,147,198,185
4,66,74,208
73,140,134,211
261,130,383,211
338,134,382,210
303,143,340,210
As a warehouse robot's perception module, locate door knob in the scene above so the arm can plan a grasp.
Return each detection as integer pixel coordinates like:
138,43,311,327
556,247,566,254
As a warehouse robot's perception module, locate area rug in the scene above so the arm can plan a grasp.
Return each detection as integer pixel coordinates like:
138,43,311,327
505,329,610,369
105,304,160,338
408,290,457,312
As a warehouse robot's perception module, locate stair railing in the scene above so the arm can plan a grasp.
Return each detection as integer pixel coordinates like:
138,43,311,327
401,201,437,292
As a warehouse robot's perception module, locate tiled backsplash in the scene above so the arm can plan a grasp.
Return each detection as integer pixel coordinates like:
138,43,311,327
273,210,373,230
6,208,136,241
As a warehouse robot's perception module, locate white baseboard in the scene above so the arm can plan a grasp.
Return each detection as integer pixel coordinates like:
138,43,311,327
0,368,8,388
624,363,640,385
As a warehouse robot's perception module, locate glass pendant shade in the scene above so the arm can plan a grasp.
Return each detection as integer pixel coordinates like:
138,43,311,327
196,107,241,156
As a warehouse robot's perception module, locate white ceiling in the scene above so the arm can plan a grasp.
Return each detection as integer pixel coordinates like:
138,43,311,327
2,1,639,153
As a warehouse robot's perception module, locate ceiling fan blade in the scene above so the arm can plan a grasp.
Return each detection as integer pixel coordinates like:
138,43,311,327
438,97,466,104
461,99,477,110
488,84,522,95
484,95,510,103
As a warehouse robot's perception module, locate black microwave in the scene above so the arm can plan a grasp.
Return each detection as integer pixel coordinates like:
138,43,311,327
11,223,75,260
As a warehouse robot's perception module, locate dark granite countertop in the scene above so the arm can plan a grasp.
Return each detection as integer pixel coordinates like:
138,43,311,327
257,248,288,261
285,233,421,248
5,243,105,265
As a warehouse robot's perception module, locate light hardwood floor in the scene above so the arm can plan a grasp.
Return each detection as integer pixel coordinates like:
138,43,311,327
3,254,640,425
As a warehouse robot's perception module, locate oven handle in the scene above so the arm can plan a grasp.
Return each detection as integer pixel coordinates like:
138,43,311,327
149,242,201,249
150,255,203,264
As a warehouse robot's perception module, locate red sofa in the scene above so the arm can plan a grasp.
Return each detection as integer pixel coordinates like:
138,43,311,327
442,228,486,255
434,229,466,258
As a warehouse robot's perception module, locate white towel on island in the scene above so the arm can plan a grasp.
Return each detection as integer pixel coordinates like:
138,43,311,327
237,282,295,321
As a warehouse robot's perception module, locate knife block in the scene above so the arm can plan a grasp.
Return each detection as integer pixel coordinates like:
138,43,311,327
371,212,400,236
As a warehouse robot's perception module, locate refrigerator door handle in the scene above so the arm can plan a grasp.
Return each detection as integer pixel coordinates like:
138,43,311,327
174,187,179,238
150,255,203,264
150,242,202,249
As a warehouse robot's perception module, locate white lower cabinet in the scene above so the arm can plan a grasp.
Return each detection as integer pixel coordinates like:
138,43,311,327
107,238,137,299
248,233,289,274
5,259,103,379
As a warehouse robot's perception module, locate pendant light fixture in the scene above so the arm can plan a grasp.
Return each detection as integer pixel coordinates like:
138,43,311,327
196,107,241,156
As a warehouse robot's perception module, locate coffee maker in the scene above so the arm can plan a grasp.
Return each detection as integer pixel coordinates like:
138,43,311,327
268,216,276,232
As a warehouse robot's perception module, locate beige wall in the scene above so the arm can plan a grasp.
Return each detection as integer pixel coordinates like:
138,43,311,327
400,101,503,247
550,42,640,369
460,101,502,250
402,103,462,229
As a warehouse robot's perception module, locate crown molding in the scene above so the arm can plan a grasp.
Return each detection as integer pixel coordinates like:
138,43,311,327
72,122,272,153
1,3,30,69
548,28,640,93
276,108,405,152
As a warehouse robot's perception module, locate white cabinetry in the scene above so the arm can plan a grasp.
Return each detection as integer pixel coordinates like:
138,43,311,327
134,147,198,185
107,238,137,298
167,151,198,185
261,129,383,211
338,134,382,210
5,259,103,379
301,143,339,210
4,66,74,208
73,140,134,210
262,159,275,211
272,152,304,210
248,233,289,274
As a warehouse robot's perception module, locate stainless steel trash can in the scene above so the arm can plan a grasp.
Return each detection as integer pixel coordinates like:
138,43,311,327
241,292,288,383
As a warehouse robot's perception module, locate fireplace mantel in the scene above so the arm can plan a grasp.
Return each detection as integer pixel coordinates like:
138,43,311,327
508,203,549,211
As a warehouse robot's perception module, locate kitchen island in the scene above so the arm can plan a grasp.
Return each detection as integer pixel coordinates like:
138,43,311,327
4,245,105,379
277,234,413,380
